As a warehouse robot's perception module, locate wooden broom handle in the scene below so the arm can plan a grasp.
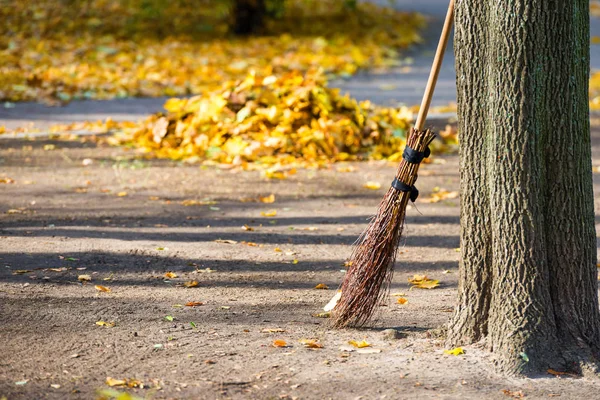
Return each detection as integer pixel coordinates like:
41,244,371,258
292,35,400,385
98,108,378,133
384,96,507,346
414,0,455,131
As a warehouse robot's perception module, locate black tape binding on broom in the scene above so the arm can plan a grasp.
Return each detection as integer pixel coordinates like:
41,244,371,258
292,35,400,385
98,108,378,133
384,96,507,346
402,145,431,164
390,145,431,202
391,178,419,202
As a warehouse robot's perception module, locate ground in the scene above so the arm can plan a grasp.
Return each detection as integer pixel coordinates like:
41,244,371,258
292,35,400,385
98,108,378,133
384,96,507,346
2,117,600,399
3,1,600,399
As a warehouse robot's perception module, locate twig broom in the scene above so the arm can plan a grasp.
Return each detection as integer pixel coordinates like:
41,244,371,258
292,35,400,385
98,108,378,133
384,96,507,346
332,0,455,328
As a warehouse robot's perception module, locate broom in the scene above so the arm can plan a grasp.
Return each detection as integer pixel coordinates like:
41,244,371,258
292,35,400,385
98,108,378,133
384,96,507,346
331,0,455,328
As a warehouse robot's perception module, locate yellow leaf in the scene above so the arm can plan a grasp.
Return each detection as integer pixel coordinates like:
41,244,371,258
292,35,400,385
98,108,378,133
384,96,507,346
261,328,285,333
259,194,276,203
261,210,277,217
272,339,288,347
397,297,408,304
443,347,464,356
214,239,237,244
116,191,128,197
183,280,199,288
242,225,254,231
408,274,440,289
78,274,92,282
313,312,331,318
164,271,178,279
363,181,381,190
95,285,111,292
593,36,600,45
314,283,329,290
411,280,440,290
300,339,323,349
274,247,283,252
96,320,116,327
105,377,126,387
348,340,371,348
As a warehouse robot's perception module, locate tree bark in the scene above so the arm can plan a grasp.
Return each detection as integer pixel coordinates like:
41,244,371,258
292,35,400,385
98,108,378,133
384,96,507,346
232,0,266,36
448,0,600,375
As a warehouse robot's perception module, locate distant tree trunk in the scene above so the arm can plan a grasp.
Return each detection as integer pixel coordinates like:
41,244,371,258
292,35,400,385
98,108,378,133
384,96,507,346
232,0,266,35
448,0,600,375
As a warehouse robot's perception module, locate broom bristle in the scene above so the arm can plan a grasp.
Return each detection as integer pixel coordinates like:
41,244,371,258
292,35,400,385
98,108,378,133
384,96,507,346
332,127,436,328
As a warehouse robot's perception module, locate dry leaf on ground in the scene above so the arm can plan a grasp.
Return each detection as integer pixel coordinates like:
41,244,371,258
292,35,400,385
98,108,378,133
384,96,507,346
348,340,371,348
300,339,323,349
443,347,464,356
96,321,116,327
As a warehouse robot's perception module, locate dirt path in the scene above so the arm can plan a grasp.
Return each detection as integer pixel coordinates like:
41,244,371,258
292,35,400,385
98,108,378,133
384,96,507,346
2,118,600,399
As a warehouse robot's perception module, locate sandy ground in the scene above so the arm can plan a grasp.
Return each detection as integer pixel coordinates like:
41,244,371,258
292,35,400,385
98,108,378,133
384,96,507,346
2,118,600,399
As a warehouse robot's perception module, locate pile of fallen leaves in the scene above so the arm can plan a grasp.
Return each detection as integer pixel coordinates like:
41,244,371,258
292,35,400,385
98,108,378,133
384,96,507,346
0,0,424,103
114,70,429,167
111,71,456,167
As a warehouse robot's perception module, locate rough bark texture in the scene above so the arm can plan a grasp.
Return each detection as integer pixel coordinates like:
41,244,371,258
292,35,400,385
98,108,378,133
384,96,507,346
448,0,600,375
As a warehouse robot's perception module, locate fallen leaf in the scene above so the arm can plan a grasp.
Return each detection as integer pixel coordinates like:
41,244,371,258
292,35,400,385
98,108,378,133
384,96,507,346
116,191,128,197
323,291,342,311
78,274,92,282
348,340,371,348
214,239,237,244
423,187,459,203
106,377,126,387
261,210,277,217
13,269,33,275
363,181,381,190
95,285,111,292
186,301,204,307
299,339,323,349
96,320,116,327
273,339,288,347
547,369,575,377
314,283,329,290
242,225,254,231
15,380,28,385
50,384,61,389
501,389,525,399
397,297,408,304
183,280,199,288
262,328,286,333
357,348,382,354
443,347,464,356
408,274,440,289
259,194,276,203
313,312,331,318
0,177,15,184
274,247,283,252
164,271,178,279
165,315,174,322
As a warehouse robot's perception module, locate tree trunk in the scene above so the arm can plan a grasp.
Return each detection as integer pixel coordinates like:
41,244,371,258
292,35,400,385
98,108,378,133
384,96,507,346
232,0,266,35
448,0,600,375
